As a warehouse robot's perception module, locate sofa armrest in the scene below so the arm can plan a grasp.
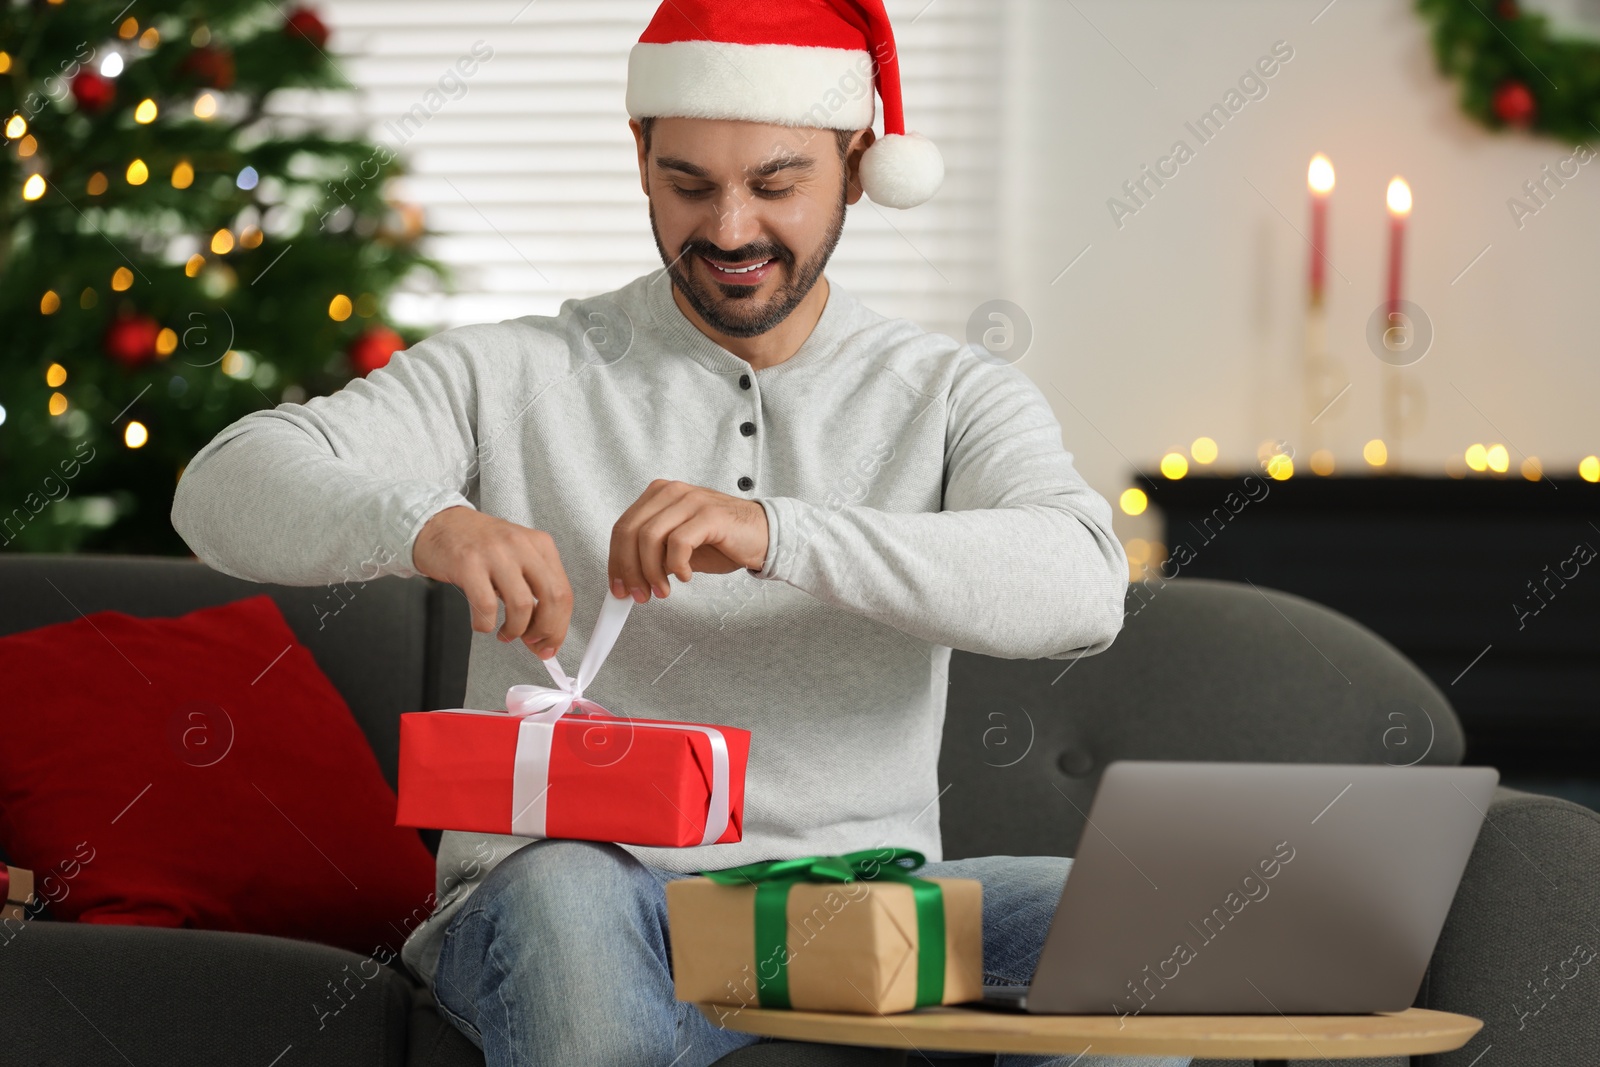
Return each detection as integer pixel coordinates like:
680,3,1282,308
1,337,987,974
0,922,413,1066
1417,786,1600,1066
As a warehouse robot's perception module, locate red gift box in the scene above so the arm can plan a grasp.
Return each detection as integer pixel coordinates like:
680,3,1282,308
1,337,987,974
396,705,748,846
394,592,749,848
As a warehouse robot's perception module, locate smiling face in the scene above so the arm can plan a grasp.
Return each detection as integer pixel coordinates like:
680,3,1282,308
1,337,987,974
633,116,871,339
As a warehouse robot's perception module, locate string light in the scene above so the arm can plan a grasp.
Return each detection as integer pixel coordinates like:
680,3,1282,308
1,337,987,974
48,392,68,416
1266,454,1294,480
126,159,149,185
1310,449,1335,476
1521,457,1542,481
1363,439,1388,467
184,254,206,277
1485,444,1510,473
100,53,124,78
328,294,353,321
45,363,67,387
17,135,37,157
194,94,218,119
118,16,139,38
1190,437,1218,464
40,290,60,314
236,166,258,190
4,115,24,139
1580,456,1600,483
22,174,46,200
221,350,254,379
124,421,149,448
87,172,108,195
1119,488,1148,516
139,27,160,49
172,160,194,188
134,98,158,124
210,228,234,254
112,267,134,291
1464,443,1487,472
0,52,12,75
156,328,178,357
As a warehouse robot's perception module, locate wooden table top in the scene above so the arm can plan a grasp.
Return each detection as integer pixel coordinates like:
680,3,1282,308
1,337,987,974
696,1003,1482,1059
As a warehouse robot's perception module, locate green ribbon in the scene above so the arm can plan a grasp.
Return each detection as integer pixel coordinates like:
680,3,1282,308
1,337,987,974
701,847,946,1010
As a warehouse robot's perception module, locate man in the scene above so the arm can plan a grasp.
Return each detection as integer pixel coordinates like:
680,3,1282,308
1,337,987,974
172,3,1186,1066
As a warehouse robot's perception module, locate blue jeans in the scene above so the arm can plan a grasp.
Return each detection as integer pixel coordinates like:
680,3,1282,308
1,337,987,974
432,839,1191,1067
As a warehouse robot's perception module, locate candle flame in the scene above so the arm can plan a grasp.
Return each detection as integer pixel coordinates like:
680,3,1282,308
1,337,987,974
1308,154,1335,195
1386,176,1412,217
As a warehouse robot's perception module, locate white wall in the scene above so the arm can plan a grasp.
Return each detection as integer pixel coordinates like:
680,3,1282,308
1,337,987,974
997,0,1600,537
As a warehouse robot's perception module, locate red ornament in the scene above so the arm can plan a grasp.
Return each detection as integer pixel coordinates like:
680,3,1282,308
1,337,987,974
348,325,405,376
179,44,236,90
103,313,162,369
70,70,117,114
283,7,330,49
1493,80,1537,127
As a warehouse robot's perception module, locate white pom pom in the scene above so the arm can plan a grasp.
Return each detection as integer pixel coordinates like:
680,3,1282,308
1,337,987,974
859,131,945,210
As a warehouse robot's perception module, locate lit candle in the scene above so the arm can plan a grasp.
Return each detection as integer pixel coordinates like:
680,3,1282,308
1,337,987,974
1385,176,1412,320
1307,154,1334,305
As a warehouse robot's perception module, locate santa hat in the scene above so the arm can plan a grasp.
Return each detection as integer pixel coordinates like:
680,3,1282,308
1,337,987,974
625,0,945,210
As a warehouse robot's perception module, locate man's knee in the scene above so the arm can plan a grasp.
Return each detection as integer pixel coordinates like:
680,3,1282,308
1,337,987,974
476,838,654,932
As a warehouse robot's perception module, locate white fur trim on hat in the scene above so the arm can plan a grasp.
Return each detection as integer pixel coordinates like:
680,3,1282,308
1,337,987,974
627,40,877,131
859,131,944,210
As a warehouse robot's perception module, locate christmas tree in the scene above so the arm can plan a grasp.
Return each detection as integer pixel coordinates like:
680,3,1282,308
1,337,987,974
1,0,451,555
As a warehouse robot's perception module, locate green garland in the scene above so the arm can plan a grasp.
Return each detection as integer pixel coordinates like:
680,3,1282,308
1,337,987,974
1417,0,1600,143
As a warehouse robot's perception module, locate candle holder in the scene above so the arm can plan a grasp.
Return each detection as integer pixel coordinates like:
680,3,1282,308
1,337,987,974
1380,364,1427,469
1302,298,1347,454
1302,154,1342,454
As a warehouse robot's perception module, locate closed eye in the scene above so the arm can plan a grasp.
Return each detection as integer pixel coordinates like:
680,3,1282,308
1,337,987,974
671,185,795,200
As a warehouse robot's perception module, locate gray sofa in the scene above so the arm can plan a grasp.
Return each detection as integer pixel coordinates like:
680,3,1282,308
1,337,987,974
1,554,1595,1067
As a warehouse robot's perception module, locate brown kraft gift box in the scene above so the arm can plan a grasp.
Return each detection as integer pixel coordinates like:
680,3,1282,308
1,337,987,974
665,875,984,1015
2,863,36,923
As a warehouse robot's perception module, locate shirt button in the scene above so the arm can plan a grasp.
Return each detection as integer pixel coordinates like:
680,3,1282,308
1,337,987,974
740,421,756,437
739,374,751,390
737,476,754,491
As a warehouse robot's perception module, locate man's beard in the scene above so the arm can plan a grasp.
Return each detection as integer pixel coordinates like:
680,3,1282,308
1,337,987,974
649,181,848,339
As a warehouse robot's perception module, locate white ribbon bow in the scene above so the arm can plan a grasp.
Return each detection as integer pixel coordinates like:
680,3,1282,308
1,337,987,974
486,590,732,847
503,589,634,725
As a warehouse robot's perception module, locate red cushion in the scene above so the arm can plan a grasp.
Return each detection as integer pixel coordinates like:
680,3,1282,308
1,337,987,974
0,594,437,956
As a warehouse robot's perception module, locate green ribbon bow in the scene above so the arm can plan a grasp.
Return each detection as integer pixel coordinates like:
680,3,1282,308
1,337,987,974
702,847,946,1009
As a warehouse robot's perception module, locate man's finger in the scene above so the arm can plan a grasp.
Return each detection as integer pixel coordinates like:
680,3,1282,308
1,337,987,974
610,481,684,600
522,558,573,658
634,496,701,597
489,557,536,642
458,565,501,635
663,513,718,582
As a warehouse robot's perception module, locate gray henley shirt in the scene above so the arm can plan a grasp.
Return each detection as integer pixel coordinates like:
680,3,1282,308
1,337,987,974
169,269,1129,991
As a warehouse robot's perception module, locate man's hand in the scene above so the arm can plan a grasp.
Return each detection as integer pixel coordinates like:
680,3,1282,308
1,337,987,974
609,480,770,601
413,506,573,659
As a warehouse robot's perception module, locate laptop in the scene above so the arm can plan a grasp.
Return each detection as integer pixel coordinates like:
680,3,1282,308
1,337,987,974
979,761,1498,1015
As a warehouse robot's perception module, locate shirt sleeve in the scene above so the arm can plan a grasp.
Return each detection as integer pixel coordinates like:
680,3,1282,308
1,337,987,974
749,354,1129,661
169,327,491,587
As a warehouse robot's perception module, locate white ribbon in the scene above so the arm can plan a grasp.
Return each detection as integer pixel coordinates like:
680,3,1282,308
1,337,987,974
469,590,732,846
503,589,635,725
